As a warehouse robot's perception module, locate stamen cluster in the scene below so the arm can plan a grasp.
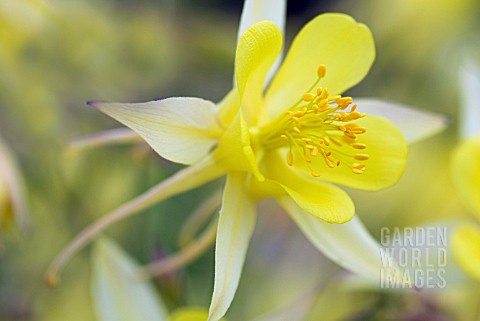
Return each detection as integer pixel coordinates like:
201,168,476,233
278,65,370,177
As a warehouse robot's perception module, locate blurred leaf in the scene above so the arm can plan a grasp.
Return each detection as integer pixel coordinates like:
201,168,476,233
91,237,169,321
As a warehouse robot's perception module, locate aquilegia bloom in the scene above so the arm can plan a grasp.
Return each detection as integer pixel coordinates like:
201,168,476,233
48,9,432,321
92,14,407,320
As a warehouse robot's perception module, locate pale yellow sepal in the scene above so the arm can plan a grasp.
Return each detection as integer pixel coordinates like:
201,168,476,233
306,115,407,191
213,112,264,181
235,21,282,126
266,13,375,120
280,198,396,282
355,98,448,144
452,224,480,281
91,238,169,321
88,98,222,165
451,137,480,219
208,173,256,321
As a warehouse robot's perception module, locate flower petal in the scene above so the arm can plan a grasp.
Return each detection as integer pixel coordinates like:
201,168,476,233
91,238,169,321
266,13,375,120
308,115,408,191
452,224,480,281
236,21,282,125
256,152,354,223
280,197,385,281
213,111,264,181
459,59,480,139
88,98,222,165
355,98,448,144
237,0,286,86
208,173,256,321
451,136,480,218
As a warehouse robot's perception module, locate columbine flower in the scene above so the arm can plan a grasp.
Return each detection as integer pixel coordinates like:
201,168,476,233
47,2,446,320
450,59,480,281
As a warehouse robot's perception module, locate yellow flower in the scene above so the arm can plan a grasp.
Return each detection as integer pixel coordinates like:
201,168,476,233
89,14,402,319
48,8,425,321
451,59,480,281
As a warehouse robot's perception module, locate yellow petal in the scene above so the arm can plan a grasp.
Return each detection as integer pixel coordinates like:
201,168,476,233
452,224,480,281
236,21,283,126
307,115,407,191
88,98,222,165
208,173,256,321
265,13,375,120
255,151,354,223
236,0,286,86
213,111,264,181
451,137,480,218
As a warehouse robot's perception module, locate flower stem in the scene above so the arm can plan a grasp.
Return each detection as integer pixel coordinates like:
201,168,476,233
45,156,224,288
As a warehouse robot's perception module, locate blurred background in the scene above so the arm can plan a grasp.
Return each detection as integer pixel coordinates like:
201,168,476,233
1,0,480,320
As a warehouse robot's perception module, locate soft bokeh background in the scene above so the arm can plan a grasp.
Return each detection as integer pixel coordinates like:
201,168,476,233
1,0,480,320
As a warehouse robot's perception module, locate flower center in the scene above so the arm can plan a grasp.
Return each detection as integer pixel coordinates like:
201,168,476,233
262,65,369,177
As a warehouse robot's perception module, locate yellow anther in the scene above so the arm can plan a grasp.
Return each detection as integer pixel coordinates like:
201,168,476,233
325,150,332,157
305,144,315,150
323,137,331,146
352,168,364,174
338,126,346,132
287,111,295,117
303,93,316,102
351,127,367,134
325,157,335,168
343,135,357,144
293,127,301,134
287,151,294,166
292,116,300,124
311,146,318,156
301,137,312,142
348,112,364,120
317,98,328,107
316,87,323,95
302,107,308,115
311,170,321,177
351,104,357,112
330,137,343,146
352,143,367,149
312,104,319,113
344,132,356,139
295,111,303,118
336,160,341,166
321,89,329,100
317,64,327,78
281,134,288,141
354,154,370,160
353,163,366,170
